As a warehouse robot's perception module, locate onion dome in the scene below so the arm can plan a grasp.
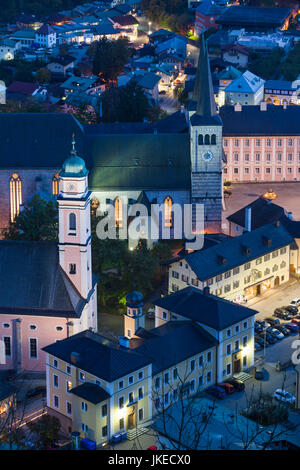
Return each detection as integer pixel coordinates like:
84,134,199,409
60,135,88,178
126,287,143,308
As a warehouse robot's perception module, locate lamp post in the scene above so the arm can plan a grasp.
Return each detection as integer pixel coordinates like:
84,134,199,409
148,21,152,35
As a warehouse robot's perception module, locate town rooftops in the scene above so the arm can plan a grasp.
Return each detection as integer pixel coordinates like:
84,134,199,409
219,104,300,136
214,65,242,81
265,80,297,92
36,24,56,35
153,287,257,331
225,70,265,94
42,330,152,382
196,0,225,16
49,55,75,66
110,14,139,26
227,196,300,239
0,241,87,318
216,6,291,28
10,29,36,39
6,81,38,96
71,382,110,404
130,321,217,374
181,221,294,281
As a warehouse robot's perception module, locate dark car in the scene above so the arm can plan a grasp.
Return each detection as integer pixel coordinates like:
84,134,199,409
291,317,300,325
207,385,226,399
255,322,263,333
255,342,263,351
285,323,299,333
264,333,277,344
275,325,290,336
283,305,298,315
227,379,245,392
273,309,290,320
255,336,267,347
218,382,235,394
265,317,280,326
255,367,265,380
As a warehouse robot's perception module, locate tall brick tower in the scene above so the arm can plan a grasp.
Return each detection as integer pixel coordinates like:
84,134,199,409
189,35,223,233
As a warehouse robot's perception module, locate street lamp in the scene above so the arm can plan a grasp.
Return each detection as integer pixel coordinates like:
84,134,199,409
148,21,152,35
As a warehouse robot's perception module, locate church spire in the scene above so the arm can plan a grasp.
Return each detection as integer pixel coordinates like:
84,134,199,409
192,35,220,122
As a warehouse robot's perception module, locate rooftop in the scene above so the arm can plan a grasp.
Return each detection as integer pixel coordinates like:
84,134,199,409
153,287,257,331
71,382,110,404
182,221,294,281
43,330,152,382
216,6,291,27
225,70,265,94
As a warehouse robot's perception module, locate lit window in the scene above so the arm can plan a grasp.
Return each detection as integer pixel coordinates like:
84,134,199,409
52,173,60,196
10,173,22,222
164,196,172,228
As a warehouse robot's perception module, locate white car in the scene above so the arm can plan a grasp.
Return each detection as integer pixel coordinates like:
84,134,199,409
273,389,296,404
290,298,300,307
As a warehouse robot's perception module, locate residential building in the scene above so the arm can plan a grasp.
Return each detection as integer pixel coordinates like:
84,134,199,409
167,221,293,303
0,39,18,61
221,103,300,182
224,70,265,106
221,43,249,69
6,81,40,102
0,140,97,372
9,29,36,48
47,55,75,77
35,24,57,48
109,14,139,39
216,6,292,32
195,0,225,36
43,284,255,443
264,80,300,106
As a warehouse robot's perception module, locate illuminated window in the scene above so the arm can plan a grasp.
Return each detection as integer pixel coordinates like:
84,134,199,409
9,173,22,222
115,197,123,227
164,196,172,227
52,173,60,196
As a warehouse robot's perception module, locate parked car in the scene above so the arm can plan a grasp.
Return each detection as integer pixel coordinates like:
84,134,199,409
264,333,277,345
267,328,284,340
284,305,298,315
255,367,265,380
255,336,267,347
273,389,296,405
218,382,235,394
265,317,280,326
285,323,299,333
207,385,226,399
275,325,290,336
290,298,300,307
227,378,245,392
273,309,290,320
255,342,263,352
255,322,263,333
291,317,300,325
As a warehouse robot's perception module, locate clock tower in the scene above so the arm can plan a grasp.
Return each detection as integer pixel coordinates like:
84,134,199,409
189,35,223,233
58,136,96,331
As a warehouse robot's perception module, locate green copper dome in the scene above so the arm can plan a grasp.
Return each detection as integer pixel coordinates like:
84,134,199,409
60,136,88,178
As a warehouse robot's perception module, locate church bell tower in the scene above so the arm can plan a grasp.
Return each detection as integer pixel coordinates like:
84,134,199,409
189,35,223,233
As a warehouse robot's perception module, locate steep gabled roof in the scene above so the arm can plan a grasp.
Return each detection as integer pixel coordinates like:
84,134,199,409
0,241,86,318
227,197,285,229
153,287,257,331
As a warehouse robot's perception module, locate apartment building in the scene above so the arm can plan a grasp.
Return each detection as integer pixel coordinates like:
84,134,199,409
168,221,293,304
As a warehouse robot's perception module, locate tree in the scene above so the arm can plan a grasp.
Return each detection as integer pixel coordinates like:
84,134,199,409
36,67,51,84
248,48,284,80
27,415,61,450
280,43,300,81
100,81,160,123
91,38,131,82
2,195,58,241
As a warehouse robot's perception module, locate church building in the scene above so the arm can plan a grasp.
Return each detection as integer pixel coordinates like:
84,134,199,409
0,141,97,372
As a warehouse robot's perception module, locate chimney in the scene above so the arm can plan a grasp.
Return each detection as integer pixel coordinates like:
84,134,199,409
245,206,251,232
70,351,80,364
260,101,267,111
288,211,293,220
203,286,210,296
234,102,242,112
119,336,130,349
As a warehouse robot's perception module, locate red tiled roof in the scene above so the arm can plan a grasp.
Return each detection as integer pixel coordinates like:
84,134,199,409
7,81,38,95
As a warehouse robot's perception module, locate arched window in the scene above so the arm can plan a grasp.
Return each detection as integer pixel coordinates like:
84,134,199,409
164,196,173,228
115,197,123,228
69,213,76,231
10,173,22,222
52,173,60,196
198,134,203,145
211,134,216,145
204,134,210,145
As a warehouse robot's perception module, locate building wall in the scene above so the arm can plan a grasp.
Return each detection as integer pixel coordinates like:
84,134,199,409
223,135,300,183
168,244,290,303
225,85,264,106
0,315,73,372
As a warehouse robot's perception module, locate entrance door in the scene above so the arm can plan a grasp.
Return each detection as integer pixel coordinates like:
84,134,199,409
233,359,241,374
128,410,136,429
274,276,280,287
256,284,261,296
